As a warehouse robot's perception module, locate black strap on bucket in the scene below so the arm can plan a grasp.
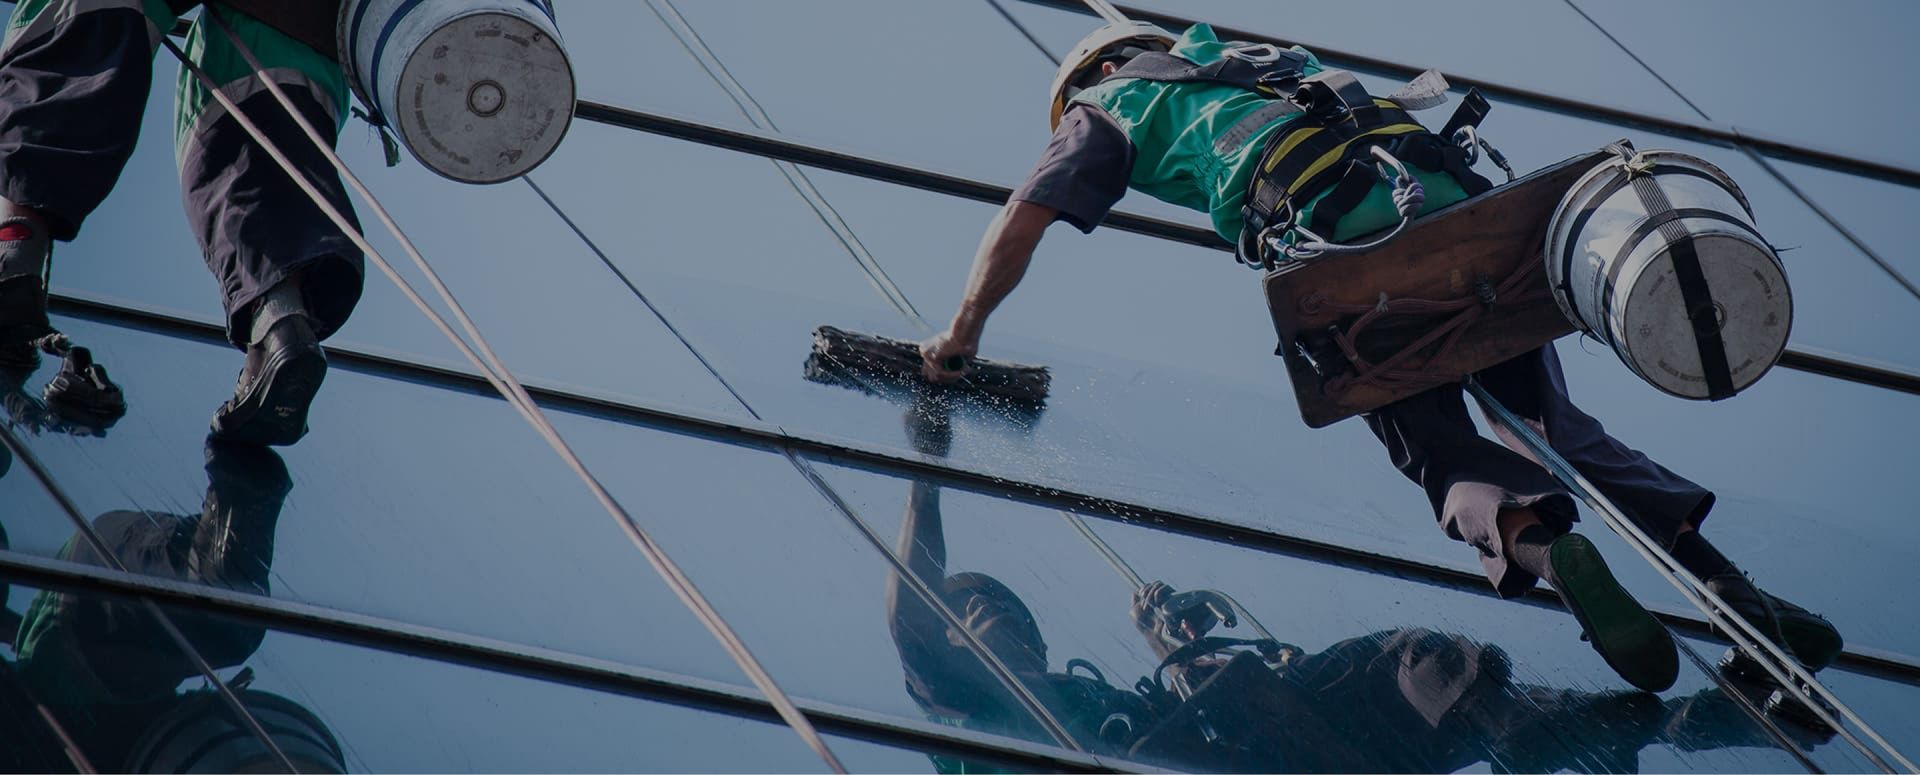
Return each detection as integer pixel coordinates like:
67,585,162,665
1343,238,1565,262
1622,174,1738,399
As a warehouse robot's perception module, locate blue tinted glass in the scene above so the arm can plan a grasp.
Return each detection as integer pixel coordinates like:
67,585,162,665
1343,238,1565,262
802,452,1887,772
1,312,1074,744
0,577,975,773
0,580,272,773
1105,0,1698,118
1770,160,1919,288
0,315,745,687
1553,0,1912,166
530,112,1920,662
50,56,745,418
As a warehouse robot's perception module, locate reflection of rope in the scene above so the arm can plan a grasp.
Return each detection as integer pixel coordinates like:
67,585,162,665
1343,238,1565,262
1471,380,1914,773
0,422,298,774
181,9,849,771
1061,511,1144,588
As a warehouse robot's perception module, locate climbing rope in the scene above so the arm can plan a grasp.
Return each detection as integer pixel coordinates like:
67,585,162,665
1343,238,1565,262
1472,381,1915,773
179,10,849,771
1299,256,1548,397
0,422,300,774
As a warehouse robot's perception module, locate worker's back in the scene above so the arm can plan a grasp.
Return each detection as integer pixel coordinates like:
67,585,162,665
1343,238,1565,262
1072,23,1474,243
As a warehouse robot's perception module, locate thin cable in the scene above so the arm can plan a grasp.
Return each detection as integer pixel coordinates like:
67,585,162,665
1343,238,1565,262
1734,141,1920,303
1470,380,1915,773
785,454,1089,753
644,0,928,331
983,0,1061,64
520,176,763,420
185,12,846,771
1560,0,1920,306
0,423,298,774
1061,511,1143,589
1672,636,1825,774
523,112,1093,758
35,702,98,774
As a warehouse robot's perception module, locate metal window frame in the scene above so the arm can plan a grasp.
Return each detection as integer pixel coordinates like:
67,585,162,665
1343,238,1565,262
0,549,1126,774
1014,0,1920,189
570,101,1920,398
46,291,1920,687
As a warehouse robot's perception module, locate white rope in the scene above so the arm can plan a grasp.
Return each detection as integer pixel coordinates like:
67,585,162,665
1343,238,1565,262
1469,379,1915,773
0,423,299,774
179,11,847,771
643,0,926,331
1078,0,1132,25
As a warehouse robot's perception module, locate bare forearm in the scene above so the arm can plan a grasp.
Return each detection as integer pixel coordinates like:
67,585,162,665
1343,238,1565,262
887,482,948,631
949,201,1055,339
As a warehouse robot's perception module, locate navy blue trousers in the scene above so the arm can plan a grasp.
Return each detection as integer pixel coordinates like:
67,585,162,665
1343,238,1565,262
0,2,362,347
1365,344,1714,597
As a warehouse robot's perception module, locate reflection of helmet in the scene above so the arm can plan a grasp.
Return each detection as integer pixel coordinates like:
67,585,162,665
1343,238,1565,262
940,572,1046,662
1048,21,1176,130
125,688,345,773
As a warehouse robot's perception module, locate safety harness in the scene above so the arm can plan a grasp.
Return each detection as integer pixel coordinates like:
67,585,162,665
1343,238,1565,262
1105,46,1495,267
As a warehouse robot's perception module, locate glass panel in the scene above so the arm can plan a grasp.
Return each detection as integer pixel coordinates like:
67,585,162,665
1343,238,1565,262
1550,351,1920,667
51,54,746,418
0,576,276,773
2,312,1064,743
529,112,1920,665
1111,0,1700,119
0,576,980,773
1770,160,1920,288
0,313,754,691
1558,0,1910,166
801,452,1883,772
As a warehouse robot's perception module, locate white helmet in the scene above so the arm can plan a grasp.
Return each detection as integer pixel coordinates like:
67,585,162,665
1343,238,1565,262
1047,21,1176,130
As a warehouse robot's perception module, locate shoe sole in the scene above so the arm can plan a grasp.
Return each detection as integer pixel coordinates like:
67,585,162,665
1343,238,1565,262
1552,534,1679,692
211,348,326,447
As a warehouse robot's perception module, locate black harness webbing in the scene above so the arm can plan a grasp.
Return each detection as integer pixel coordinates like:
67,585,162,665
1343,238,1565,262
1104,48,1495,262
1107,49,1310,96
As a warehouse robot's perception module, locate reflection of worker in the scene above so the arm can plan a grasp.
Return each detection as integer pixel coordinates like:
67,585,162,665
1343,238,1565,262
880,401,1813,772
0,1,357,445
917,20,1839,692
0,439,346,772
885,400,1157,768
1128,581,1829,773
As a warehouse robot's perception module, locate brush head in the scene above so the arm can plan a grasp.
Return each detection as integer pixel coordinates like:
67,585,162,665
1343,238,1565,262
807,325,1051,414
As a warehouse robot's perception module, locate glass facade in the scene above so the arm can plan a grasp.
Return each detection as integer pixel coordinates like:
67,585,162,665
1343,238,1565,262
2,0,1915,771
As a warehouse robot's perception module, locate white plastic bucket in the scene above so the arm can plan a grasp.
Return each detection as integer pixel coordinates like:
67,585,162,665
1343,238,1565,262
339,0,574,184
1544,149,1791,400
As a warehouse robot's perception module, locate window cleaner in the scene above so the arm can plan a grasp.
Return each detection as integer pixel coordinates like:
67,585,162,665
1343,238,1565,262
916,15,1842,706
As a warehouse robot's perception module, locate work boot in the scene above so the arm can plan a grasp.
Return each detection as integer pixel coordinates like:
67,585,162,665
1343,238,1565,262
189,439,291,594
1488,687,1666,774
0,217,52,369
1550,533,1679,692
1662,684,1835,752
1706,572,1844,679
209,314,326,447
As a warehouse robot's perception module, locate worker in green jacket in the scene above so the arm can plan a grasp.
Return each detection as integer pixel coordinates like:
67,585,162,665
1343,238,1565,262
919,21,1840,695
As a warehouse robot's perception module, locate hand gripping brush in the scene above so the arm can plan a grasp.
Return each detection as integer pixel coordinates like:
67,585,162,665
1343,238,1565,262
806,325,1051,412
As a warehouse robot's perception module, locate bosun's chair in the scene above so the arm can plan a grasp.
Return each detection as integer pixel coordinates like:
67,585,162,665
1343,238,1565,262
1263,148,1614,427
